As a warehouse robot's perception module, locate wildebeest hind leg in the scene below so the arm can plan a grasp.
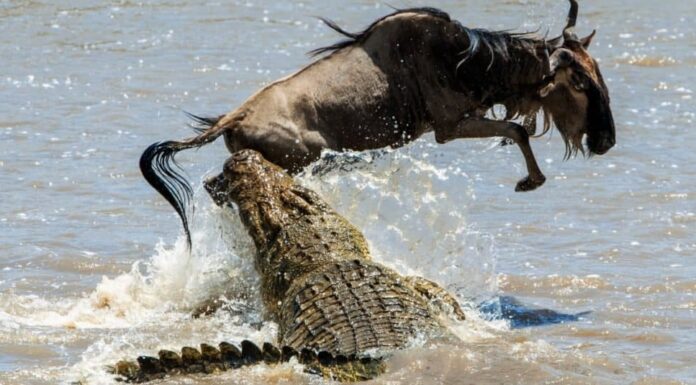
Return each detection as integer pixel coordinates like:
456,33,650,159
226,125,330,174
435,118,546,192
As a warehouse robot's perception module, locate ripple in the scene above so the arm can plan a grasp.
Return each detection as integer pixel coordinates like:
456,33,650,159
616,53,679,67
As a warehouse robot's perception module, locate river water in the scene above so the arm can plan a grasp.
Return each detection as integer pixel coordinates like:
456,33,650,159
1,1,694,384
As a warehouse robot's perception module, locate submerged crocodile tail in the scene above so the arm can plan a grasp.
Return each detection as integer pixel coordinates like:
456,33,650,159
306,354,387,382
110,340,385,383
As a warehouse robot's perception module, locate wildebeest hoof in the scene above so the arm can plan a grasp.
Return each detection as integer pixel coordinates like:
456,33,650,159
515,175,546,192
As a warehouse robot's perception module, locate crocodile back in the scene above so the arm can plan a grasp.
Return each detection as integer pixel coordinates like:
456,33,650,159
279,259,441,356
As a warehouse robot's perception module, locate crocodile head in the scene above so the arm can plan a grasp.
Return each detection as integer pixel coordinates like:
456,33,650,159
205,149,294,252
205,150,371,309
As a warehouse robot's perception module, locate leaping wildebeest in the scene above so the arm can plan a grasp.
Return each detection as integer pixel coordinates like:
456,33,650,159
141,0,616,246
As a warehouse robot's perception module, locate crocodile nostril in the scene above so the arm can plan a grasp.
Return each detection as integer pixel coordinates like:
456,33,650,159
204,174,228,206
232,150,252,161
232,149,265,163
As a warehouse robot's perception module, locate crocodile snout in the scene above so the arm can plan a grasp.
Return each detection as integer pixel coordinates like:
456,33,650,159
229,149,264,164
204,173,228,207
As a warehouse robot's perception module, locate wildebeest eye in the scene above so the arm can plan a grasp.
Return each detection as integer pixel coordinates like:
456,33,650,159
549,48,576,73
559,50,573,63
570,73,587,91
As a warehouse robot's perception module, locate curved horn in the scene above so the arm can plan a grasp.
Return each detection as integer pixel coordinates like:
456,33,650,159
563,0,579,41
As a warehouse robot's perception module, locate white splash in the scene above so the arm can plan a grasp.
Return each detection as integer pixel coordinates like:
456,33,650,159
299,141,499,300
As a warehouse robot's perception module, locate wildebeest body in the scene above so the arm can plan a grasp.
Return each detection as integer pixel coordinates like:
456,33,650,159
141,3,616,246
220,13,478,169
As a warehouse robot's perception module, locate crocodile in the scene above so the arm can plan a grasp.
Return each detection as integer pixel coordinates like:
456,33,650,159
112,149,465,382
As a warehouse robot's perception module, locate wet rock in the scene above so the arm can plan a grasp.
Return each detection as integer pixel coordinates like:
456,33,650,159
136,356,162,375
181,346,204,373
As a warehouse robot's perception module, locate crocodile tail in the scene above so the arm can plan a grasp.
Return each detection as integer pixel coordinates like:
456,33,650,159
109,340,384,383
304,351,386,382
139,114,227,249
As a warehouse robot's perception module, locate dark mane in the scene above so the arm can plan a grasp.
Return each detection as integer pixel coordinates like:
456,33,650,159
457,27,549,102
311,7,551,141
454,29,552,145
311,7,544,67
310,7,451,56
458,28,543,71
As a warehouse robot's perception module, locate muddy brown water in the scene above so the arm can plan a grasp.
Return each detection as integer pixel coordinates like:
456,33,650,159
1,1,695,384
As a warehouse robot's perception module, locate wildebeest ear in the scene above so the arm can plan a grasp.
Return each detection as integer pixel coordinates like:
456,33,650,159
546,35,563,50
549,48,574,72
581,29,596,49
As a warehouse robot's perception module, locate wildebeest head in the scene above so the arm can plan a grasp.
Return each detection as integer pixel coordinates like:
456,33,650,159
539,0,615,157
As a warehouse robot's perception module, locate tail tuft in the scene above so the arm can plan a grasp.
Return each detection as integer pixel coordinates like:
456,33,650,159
139,141,193,248
184,111,223,134
139,114,229,249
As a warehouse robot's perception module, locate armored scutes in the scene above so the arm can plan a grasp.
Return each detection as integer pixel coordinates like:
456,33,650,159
112,150,464,382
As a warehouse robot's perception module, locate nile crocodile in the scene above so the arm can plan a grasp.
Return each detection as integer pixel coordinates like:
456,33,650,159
112,149,465,382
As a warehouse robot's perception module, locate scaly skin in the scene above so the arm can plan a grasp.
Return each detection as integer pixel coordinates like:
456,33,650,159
112,150,464,382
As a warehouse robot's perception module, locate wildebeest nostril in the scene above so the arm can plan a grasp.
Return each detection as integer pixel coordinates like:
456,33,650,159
592,140,614,155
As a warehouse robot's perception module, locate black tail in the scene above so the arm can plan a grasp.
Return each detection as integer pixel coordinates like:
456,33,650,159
140,141,194,248
184,111,225,134
110,340,384,383
139,115,227,248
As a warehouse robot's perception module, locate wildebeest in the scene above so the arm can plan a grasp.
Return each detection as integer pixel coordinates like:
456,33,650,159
141,0,616,246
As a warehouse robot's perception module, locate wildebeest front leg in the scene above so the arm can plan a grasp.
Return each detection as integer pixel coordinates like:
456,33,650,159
435,118,546,192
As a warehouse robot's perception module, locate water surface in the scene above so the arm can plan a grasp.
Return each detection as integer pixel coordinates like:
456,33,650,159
1,1,694,384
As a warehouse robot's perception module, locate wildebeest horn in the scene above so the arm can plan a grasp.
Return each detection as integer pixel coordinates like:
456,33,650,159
563,0,579,41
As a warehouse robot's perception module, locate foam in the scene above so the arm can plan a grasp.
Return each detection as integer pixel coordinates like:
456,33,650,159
299,141,498,301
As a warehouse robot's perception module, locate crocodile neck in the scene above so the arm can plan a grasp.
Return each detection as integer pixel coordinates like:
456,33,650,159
209,151,370,314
